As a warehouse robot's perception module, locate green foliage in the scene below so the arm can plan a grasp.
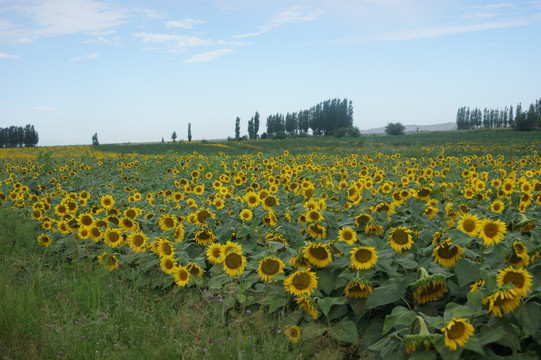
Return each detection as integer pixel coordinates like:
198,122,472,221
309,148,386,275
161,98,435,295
385,122,405,135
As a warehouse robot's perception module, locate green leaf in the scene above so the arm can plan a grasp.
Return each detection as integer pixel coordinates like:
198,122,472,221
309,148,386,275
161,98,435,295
443,302,475,323
328,319,358,344
318,269,339,295
409,352,437,360
433,334,463,360
454,259,481,288
394,253,418,269
513,301,541,335
328,304,348,322
383,306,417,334
236,292,246,304
464,335,485,355
365,278,406,309
317,296,348,316
301,322,327,340
477,326,506,345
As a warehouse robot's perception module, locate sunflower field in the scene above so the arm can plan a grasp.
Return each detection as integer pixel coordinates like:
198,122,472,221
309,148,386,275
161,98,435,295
1,134,541,359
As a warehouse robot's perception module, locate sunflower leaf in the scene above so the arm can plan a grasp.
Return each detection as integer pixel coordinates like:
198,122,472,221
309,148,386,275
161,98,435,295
318,269,339,295
328,318,358,344
383,306,417,334
454,259,481,288
365,278,407,309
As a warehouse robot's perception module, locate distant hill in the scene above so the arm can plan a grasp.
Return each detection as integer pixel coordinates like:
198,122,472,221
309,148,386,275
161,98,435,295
360,122,457,135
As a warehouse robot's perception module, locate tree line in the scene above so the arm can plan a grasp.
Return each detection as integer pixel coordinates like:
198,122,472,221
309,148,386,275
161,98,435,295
456,97,541,131
0,125,39,148
232,98,359,140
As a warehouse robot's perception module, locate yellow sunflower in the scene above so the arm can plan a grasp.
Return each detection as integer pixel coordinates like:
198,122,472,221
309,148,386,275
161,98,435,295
100,195,115,210
157,238,174,258
284,269,318,296
104,228,123,248
262,195,279,211
128,232,148,253
239,208,253,221
489,199,505,213
295,295,319,319
365,222,384,236
457,213,480,237
338,227,357,245
158,213,177,231
497,266,532,297
350,246,378,270
482,287,522,317
355,213,372,228
303,242,332,268
97,252,119,272
244,192,260,207
223,250,246,277
257,257,285,282
186,263,204,277
432,239,463,268
160,256,176,274
37,234,52,247
478,218,506,246
305,209,324,222
173,224,185,242
344,279,373,298
173,265,191,287
388,227,414,254
441,318,474,351
206,243,223,264
193,228,215,246
307,223,327,239
284,325,301,343
410,271,447,305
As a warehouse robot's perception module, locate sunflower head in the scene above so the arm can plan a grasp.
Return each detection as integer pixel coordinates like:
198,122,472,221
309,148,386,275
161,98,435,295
432,239,463,268
344,278,373,299
223,250,246,277
441,318,474,351
284,269,318,296
410,269,447,305
284,325,301,343
350,246,378,270
388,227,414,254
257,257,285,282
303,242,332,268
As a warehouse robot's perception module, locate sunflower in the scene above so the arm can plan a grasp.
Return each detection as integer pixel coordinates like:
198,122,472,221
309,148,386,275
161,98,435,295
78,227,90,239
97,252,119,272
77,213,94,228
410,271,447,305
441,318,474,351
457,213,480,237
88,226,103,242
240,208,253,221
206,243,223,264
221,241,243,257
350,246,378,270
344,279,373,298
157,238,174,258
295,295,319,319
262,195,279,211
262,210,278,227
482,286,522,317
307,223,327,239
355,213,372,228
289,255,312,269
489,199,505,213
303,242,332,268
194,228,215,246
432,239,463,268
305,209,323,222
478,218,506,246
365,222,384,236
223,250,246,277
100,195,114,210
244,192,260,207
119,217,138,232
284,269,318,296
104,228,123,248
338,227,357,245
173,224,185,242
416,187,432,201
186,263,204,277
469,279,485,292
404,316,437,354
158,214,177,231
128,232,148,253
194,208,215,226
284,325,301,343
257,257,285,282
173,265,191,287
497,267,532,297
160,256,176,274
38,234,52,247
388,227,414,254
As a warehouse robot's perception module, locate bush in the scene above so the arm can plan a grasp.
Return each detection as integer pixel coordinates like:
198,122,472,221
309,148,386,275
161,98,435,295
274,131,287,140
334,127,348,138
385,122,405,135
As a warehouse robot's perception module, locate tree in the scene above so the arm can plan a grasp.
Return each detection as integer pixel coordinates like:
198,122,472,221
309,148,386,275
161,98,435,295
171,131,177,142
385,122,405,135
23,124,38,147
235,117,241,140
188,123,192,141
92,133,99,146
254,111,260,138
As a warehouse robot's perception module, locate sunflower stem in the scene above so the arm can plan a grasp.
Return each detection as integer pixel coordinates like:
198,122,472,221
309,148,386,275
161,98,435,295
416,316,430,336
417,267,429,280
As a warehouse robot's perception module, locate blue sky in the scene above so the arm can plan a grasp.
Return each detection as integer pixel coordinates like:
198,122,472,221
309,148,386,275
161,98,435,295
1,0,540,146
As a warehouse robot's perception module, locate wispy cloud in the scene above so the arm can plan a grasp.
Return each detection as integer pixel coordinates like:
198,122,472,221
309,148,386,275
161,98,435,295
166,19,207,30
0,52,19,59
30,106,60,113
234,6,323,38
184,48,233,63
371,19,533,41
134,32,215,52
0,0,126,42
70,53,99,61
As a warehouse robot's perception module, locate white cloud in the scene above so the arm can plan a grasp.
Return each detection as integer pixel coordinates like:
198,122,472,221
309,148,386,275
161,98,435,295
371,19,532,41
166,19,207,29
134,32,215,52
234,6,323,38
0,52,19,59
70,53,99,61
30,106,60,113
184,48,233,63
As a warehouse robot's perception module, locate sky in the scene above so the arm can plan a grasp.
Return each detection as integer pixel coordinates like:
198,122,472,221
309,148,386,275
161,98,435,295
1,0,540,146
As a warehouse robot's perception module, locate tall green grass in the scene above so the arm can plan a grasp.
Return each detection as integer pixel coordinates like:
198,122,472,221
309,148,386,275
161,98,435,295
0,207,351,359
